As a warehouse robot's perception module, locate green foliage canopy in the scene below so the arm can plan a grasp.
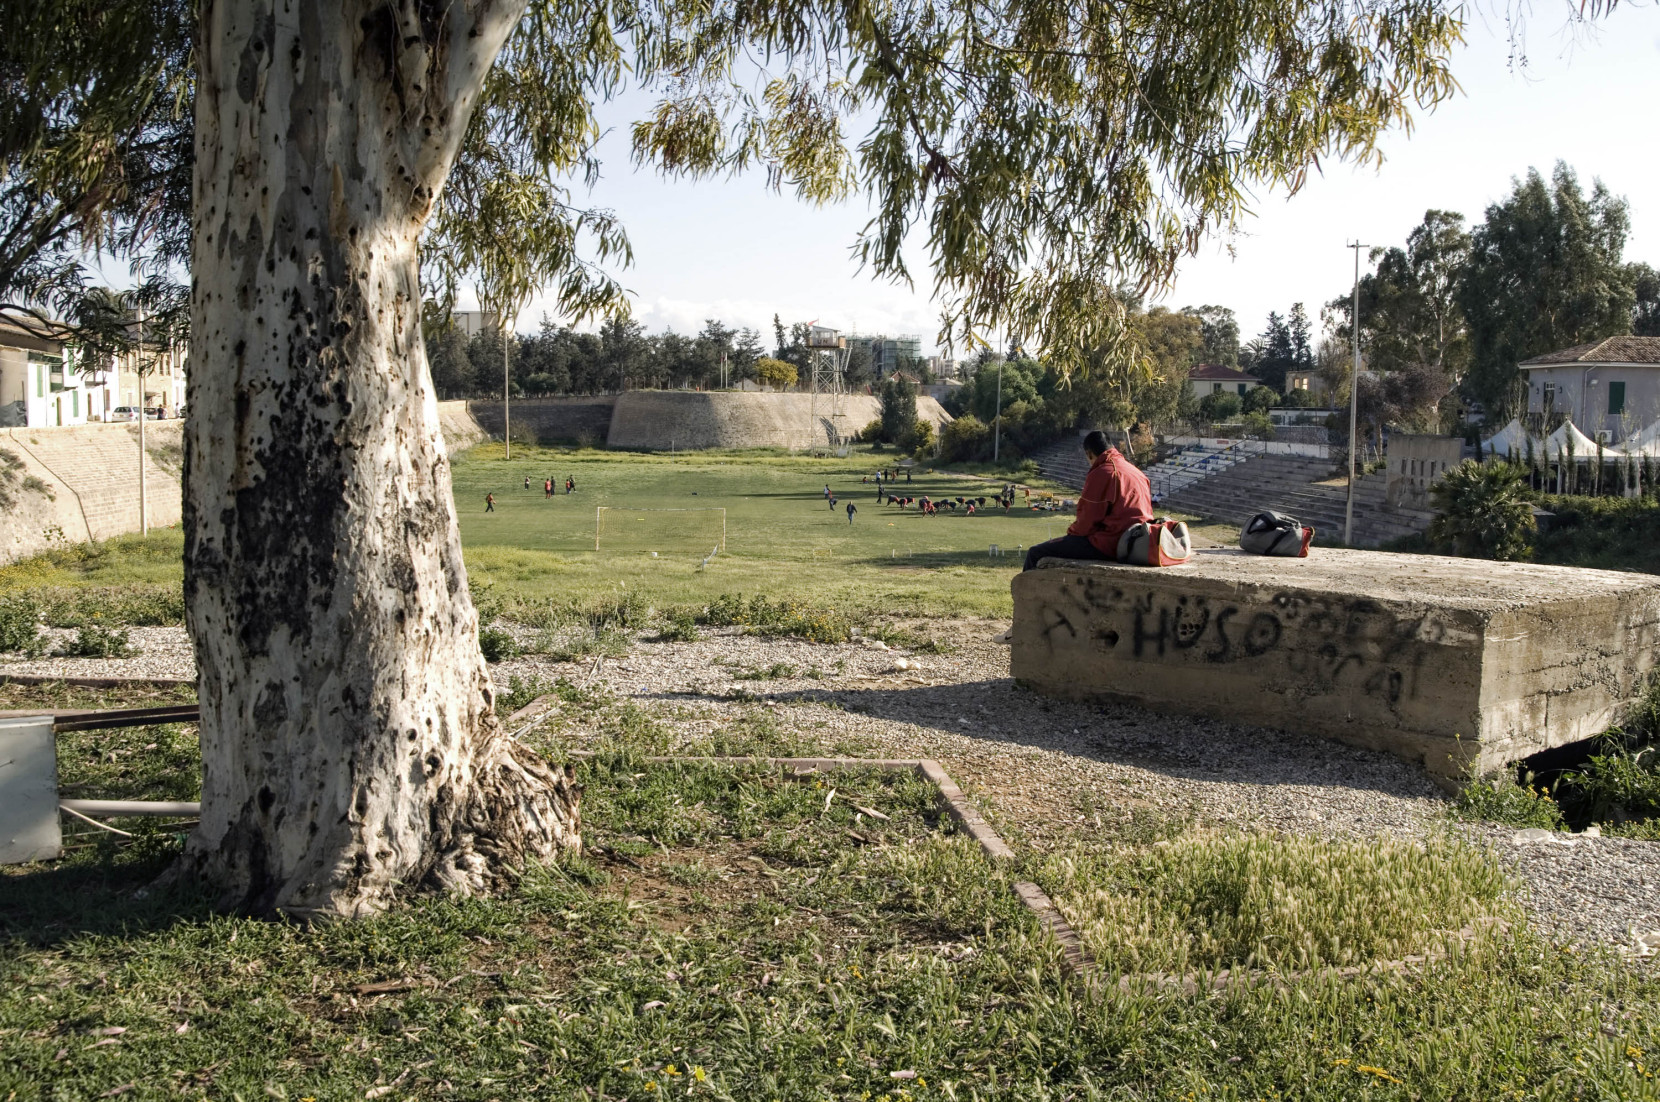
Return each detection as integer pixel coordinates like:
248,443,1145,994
879,371,918,444
1329,210,1471,381
9,0,1466,391
1459,164,1637,415
633,0,1463,379
0,0,192,351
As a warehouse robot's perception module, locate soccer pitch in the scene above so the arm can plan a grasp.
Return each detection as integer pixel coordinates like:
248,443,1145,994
450,444,1080,617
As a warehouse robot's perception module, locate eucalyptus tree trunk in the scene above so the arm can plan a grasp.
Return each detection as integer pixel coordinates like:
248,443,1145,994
181,0,578,918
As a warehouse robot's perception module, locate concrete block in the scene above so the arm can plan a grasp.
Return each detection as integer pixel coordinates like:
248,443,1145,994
1009,548,1660,787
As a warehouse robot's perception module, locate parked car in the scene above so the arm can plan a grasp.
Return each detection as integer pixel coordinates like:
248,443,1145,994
110,406,141,422
143,407,165,420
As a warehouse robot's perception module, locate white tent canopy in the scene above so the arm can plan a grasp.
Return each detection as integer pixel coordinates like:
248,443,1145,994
1481,418,1529,458
1619,419,1660,458
1543,420,1601,458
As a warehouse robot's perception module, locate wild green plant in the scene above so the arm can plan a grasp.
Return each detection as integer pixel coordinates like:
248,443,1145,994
54,623,136,658
1427,460,1535,560
0,594,42,653
1453,771,1567,830
496,673,559,716
476,625,521,663
703,594,852,644
655,606,700,642
1553,734,1660,829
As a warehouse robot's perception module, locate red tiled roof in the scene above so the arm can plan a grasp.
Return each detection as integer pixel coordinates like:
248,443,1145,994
1519,336,1660,367
1188,363,1261,382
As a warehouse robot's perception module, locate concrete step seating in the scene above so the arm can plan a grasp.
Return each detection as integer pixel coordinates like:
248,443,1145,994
1157,452,1436,547
1142,445,1253,500
1030,435,1251,496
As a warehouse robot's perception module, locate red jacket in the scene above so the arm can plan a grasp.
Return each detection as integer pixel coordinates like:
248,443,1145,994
1067,447,1154,556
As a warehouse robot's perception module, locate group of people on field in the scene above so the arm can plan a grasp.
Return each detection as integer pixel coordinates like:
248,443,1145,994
530,476,575,497
825,430,1151,565
487,474,578,512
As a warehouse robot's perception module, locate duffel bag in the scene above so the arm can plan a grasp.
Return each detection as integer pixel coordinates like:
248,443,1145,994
1117,518,1195,566
1239,510,1313,557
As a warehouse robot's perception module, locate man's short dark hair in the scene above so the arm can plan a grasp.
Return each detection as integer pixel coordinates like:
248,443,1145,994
1082,430,1110,456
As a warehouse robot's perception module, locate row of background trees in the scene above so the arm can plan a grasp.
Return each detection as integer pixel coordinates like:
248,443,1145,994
422,160,1660,467
1326,162,1660,441
426,312,931,397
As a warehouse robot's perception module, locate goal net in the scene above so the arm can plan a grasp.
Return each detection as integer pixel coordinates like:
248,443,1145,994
594,507,727,558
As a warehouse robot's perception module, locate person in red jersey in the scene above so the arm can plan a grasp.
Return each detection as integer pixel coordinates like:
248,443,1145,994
1021,430,1152,571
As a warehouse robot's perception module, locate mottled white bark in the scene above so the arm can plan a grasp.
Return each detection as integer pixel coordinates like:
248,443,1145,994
182,0,578,918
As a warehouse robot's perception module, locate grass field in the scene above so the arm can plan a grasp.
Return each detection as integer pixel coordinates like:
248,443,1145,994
0,445,1084,622
451,444,1078,618
4,679,1659,1101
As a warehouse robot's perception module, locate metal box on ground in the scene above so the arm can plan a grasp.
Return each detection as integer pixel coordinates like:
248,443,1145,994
0,715,61,863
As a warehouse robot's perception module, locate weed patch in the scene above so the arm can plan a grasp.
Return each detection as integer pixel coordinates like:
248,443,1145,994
1038,831,1513,974
0,594,42,654
1453,772,1567,830
654,606,700,642
476,624,521,662
703,594,852,644
496,673,559,716
52,623,136,658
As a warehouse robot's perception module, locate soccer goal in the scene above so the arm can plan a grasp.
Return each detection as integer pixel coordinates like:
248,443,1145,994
594,507,727,557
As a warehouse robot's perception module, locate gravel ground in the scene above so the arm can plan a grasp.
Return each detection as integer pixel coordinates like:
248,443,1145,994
6,620,1658,951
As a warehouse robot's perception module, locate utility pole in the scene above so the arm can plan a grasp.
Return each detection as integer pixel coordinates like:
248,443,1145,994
136,302,148,536
1345,241,1368,546
992,356,1005,462
502,314,511,461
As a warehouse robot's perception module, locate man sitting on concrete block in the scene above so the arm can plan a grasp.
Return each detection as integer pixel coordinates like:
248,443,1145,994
1021,430,1153,571
997,430,1153,643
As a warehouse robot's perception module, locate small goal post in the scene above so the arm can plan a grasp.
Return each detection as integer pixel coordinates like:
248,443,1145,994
594,506,727,555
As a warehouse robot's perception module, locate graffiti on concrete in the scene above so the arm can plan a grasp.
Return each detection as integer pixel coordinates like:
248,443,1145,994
1039,576,1447,709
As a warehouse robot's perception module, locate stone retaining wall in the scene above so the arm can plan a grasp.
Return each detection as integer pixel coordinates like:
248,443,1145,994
606,391,950,451
1,424,183,564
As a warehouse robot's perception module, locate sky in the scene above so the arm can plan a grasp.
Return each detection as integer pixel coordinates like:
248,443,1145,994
485,5,1660,356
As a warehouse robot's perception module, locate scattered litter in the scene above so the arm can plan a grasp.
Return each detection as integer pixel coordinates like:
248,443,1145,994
823,788,837,812
893,658,912,671
891,1070,918,1080
1511,828,1577,847
1581,824,1602,837
642,1000,666,1011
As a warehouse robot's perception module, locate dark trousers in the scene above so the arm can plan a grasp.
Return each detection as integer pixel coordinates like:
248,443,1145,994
1023,533,1110,571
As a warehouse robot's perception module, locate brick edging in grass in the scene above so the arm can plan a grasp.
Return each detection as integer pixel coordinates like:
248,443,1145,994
567,748,1096,977
0,672,195,690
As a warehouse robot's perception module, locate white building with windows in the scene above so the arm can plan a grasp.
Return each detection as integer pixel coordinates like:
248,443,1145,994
1520,336,1660,445
0,317,187,428
1188,362,1262,399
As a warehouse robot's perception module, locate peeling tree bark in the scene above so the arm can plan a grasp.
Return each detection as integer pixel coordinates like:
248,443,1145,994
181,0,578,918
